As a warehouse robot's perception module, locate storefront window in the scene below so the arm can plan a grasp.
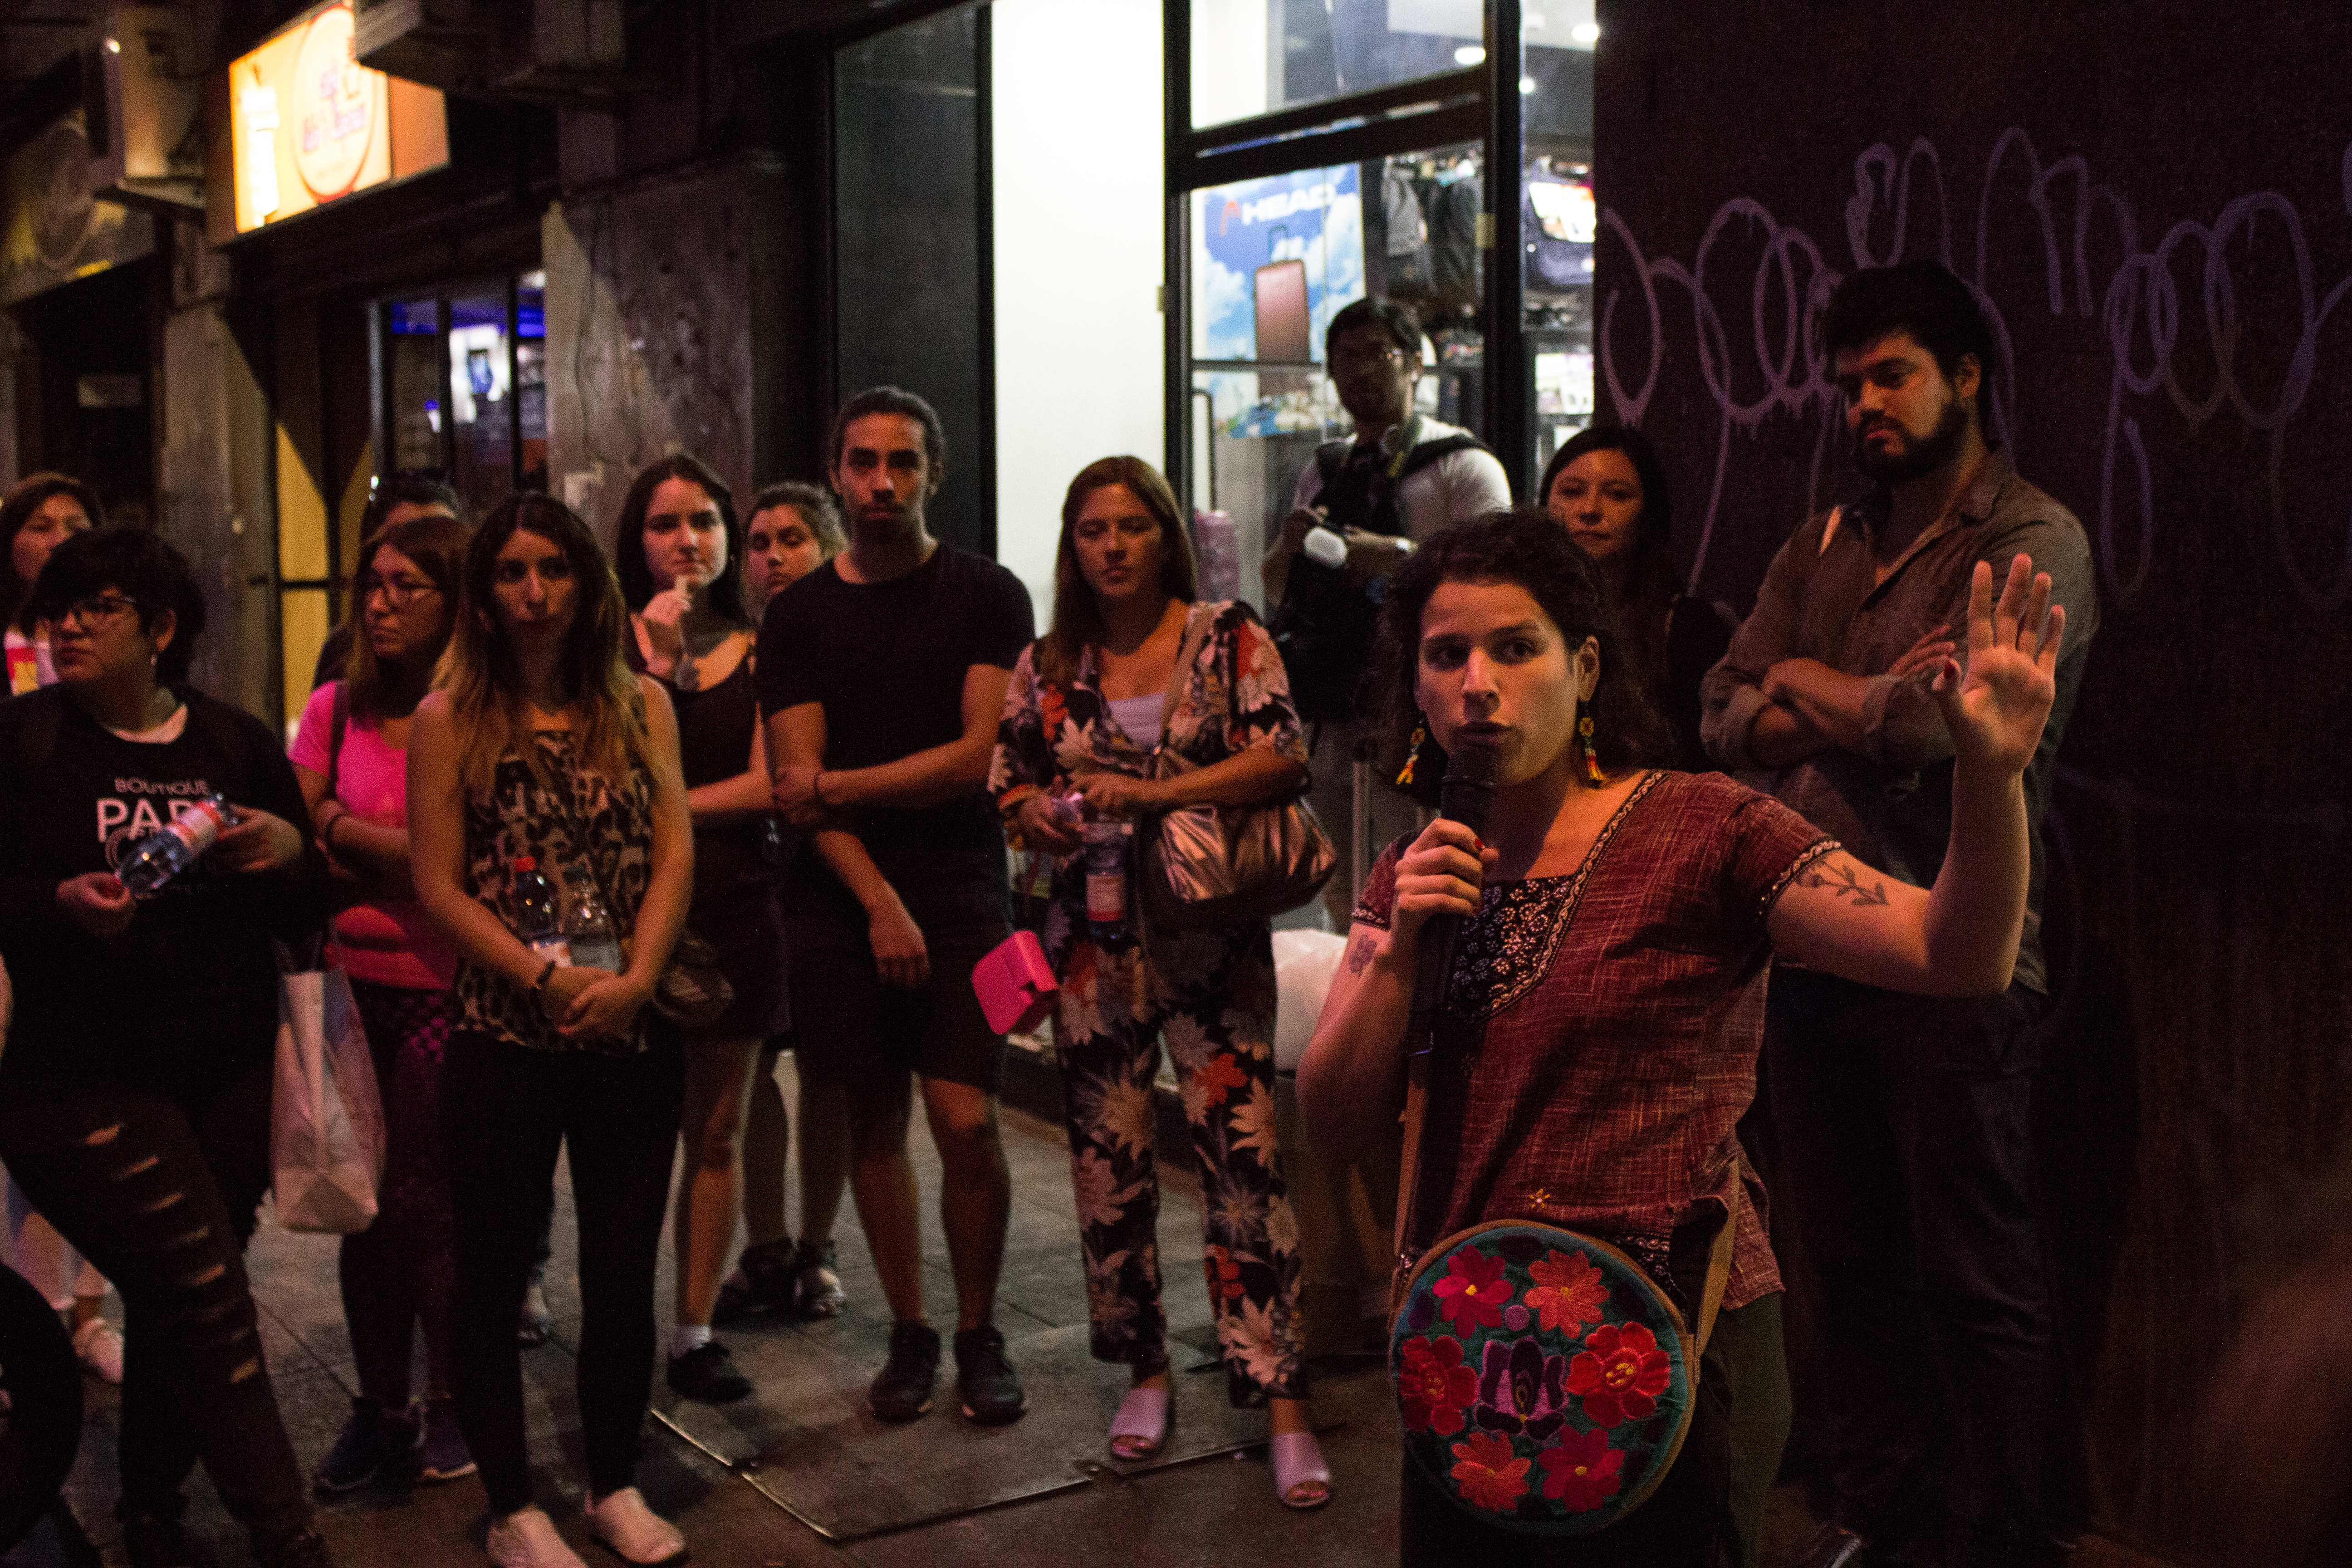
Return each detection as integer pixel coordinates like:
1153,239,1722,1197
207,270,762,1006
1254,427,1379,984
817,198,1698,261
374,271,545,520
1185,141,1484,610
1191,0,1489,129
1521,20,1597,477
385,294,442,473
447,287,512,520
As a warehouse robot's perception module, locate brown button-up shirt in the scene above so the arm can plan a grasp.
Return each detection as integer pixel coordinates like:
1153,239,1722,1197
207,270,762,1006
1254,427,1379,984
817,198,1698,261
1698,451,2098,993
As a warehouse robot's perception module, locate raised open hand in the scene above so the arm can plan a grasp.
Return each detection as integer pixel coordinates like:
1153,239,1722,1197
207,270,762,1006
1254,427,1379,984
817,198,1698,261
1931,554,2066,777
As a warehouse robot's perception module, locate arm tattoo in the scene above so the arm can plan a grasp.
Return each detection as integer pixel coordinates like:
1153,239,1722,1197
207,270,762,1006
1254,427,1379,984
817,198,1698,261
1798,860,1890,907
1347,934,1377,975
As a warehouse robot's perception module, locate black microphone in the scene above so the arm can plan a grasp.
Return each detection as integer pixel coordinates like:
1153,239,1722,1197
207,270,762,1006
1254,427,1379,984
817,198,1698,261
1407,742,1500,1029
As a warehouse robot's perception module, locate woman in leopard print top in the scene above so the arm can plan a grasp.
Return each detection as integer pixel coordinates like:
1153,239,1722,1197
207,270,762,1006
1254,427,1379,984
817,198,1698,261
408,494,697,1568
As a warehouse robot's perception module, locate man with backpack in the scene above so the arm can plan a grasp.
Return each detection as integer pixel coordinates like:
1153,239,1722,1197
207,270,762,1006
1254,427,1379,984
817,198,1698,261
1264,295,1509,927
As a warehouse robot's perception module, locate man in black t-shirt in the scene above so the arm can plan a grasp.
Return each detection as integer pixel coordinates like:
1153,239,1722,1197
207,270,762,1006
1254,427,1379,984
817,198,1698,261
758,387,1035,1428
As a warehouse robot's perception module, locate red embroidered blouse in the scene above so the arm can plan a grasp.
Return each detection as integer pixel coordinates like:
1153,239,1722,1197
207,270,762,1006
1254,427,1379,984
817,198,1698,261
1354,769,1836,1312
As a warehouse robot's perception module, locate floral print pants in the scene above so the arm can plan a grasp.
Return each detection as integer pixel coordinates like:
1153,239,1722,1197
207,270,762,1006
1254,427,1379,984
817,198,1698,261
1053,921,1307,1406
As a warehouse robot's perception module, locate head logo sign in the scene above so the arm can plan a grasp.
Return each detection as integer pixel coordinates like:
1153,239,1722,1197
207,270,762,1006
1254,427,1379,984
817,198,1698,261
224,0,446,237
291,6,374,201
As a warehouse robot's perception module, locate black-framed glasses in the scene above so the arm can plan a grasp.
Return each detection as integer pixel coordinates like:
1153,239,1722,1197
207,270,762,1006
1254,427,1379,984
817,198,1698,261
1330,344,1408,372
51,594,139,628
358,572,442,605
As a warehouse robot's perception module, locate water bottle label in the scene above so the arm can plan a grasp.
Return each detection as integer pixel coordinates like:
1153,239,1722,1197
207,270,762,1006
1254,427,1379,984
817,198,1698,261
168,799,230,858
529,935,573,966
1086,870,1125,926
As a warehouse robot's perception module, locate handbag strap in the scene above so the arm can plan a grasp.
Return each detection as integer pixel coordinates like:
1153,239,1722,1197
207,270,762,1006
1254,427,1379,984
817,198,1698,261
1389,1023,1739,1354
1146,603,1220,783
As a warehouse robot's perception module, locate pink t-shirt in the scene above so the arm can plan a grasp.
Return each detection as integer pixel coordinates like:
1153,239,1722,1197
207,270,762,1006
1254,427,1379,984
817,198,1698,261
290,682,460,991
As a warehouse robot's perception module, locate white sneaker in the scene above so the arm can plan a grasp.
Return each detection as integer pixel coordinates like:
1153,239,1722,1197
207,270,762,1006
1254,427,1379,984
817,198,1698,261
486,1506,588,1568
72,1318,124,1384
583,1487,686,1566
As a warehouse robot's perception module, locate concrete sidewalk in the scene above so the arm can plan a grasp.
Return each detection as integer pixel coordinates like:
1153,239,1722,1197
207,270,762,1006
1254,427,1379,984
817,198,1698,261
22,1050,1411,1568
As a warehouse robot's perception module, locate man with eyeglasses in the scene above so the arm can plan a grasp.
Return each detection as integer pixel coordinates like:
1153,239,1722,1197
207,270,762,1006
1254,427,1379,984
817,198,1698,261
309,472,463,691
1263,294,1508,932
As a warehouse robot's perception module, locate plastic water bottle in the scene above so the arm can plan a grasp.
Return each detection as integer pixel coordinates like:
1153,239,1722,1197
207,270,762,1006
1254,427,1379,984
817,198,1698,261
1083,817,1134,947
115,792,234,897
560,862,624,973
511,856,569,965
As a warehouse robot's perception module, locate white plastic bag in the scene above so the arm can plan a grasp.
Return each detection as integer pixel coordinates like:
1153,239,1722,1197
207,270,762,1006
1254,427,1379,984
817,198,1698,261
1273,929,1350,1073
271,960,385,1234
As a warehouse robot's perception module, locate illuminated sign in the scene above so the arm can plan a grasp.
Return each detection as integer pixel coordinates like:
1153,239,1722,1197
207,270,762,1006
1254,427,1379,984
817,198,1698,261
225,1,447,236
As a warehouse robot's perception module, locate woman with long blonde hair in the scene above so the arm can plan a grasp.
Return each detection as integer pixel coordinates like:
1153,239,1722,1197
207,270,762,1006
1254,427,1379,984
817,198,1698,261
408,494,696,1568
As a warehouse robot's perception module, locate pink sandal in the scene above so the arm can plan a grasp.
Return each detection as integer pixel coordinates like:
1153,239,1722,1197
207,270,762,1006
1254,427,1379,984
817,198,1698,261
1270,1430,1331,1510
1108,1384,1170,1460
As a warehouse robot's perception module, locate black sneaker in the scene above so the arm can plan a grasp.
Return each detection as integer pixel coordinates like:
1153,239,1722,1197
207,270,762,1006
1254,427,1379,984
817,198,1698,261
311,1400,419,1493
666,1340,754,1404
121,1510,196,1568
792,1239,846,1319
868,1321,941,1423
713,1238,797,1325
952,1325,1026,1426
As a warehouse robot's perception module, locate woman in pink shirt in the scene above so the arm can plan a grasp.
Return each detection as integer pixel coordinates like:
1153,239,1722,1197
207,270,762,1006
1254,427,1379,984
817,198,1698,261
288,510,475,1492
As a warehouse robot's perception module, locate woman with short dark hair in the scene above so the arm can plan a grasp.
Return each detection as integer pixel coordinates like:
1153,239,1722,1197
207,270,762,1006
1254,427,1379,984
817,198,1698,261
1299,511,2066,1567
0,526,333,1568
0,470,100,693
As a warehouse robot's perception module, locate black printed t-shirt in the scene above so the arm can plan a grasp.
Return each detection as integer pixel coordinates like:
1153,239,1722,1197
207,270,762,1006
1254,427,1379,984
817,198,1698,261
757,542,1034,905
0,686,322,1085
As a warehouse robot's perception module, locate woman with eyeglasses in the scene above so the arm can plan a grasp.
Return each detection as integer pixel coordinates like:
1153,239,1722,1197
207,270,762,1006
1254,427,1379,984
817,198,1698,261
408,495,695,1568
288,511,475,1494
0,526,335,1568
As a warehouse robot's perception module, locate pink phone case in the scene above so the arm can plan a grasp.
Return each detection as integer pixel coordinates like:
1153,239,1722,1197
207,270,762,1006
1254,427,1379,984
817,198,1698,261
971,929,1058,1036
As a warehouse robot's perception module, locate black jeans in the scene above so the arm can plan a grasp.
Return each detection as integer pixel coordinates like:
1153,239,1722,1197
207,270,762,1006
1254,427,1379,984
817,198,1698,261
442,1031,685,1515
1397,1295,1786,1567
1764,967,2058,1568
0,1059,313,1547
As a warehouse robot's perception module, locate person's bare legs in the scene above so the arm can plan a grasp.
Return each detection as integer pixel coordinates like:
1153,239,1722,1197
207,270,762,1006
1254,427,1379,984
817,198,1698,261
739,1050,791,1252
672,1037,764,1328
845,1070,923,1322
796,1067,853,1250
918,1078,1009,1333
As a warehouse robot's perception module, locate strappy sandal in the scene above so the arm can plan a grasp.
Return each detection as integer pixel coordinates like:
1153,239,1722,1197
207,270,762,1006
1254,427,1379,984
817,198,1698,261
1269,1430,1332,1510
1108,1384,1171,1460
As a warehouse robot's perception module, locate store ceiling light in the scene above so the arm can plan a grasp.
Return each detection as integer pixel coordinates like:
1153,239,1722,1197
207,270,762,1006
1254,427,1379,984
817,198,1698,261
1455,44,1486,66
1573,22,1601,44
1520,76,1537,94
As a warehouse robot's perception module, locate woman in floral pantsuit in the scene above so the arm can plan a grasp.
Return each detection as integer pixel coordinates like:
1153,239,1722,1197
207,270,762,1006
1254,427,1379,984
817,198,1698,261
990,456,1331,1509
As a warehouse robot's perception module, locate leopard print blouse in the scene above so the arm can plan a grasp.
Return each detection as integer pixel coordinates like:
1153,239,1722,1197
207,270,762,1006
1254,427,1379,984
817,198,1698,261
456,731,656,1054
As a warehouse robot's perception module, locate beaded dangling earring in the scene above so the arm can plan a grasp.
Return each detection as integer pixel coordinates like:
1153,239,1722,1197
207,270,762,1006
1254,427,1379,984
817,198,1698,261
1396,715,1431,788
1578,714,1606,786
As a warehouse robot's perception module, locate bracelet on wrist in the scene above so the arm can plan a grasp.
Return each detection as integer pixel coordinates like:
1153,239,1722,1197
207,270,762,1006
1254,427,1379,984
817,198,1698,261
532,959,558,997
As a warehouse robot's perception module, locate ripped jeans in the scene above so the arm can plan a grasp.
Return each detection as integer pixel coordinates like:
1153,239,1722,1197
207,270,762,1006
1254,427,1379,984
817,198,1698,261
0,1059,312,1545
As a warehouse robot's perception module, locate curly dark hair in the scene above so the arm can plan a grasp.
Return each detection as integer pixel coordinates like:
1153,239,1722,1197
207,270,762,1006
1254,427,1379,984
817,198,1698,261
1376,509,1669,804
31,524,205,687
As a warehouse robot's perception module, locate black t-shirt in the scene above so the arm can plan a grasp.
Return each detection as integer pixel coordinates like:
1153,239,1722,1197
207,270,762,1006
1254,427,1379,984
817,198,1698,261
0,686,322,1084
756,542,1034,898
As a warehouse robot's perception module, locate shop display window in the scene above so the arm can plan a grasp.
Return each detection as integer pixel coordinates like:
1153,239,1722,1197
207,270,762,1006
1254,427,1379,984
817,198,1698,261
1184,141,1483,612
372,270,547,519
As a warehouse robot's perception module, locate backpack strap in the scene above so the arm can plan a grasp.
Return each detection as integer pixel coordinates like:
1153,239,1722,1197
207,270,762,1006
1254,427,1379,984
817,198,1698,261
1396,431,1489,480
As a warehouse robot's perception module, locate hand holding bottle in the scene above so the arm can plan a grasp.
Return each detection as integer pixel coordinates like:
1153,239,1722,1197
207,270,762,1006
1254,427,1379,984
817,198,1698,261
56,872,134,938
211,806,306,874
